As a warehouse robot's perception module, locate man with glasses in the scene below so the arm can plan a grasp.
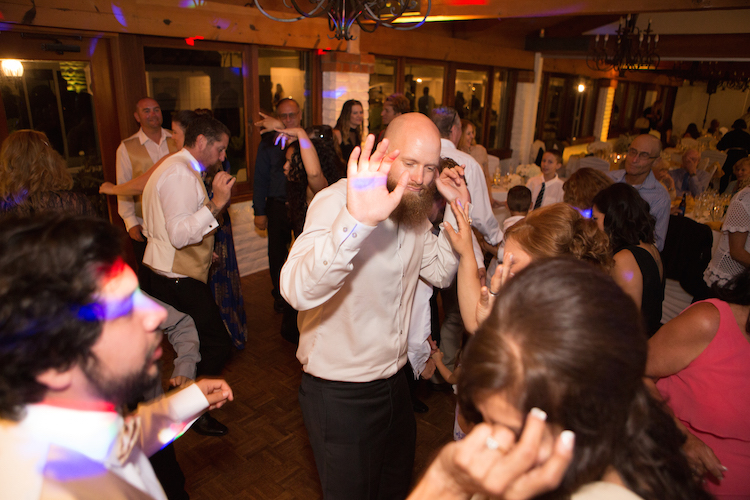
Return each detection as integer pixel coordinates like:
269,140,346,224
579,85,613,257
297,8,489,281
253,97,301,313
609,134,671,251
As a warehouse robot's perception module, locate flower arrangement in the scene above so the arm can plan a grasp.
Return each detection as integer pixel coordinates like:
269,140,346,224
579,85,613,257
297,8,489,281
506,174,524,188
515,163,541,180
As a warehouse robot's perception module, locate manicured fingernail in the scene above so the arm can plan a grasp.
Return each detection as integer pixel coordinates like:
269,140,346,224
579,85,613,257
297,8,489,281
721,465,728,471
530,407,547,421
560,430,575,450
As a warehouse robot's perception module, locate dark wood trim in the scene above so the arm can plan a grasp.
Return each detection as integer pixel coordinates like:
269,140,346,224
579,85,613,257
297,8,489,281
395,58,405,95
445,62,457,109
111,34,147,141
90,37,122,223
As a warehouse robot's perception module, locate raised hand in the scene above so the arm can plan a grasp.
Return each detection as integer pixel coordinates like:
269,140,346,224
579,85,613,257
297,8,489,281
346,134,405,226
443,199,475,259
212,171,236,210
254,112,284,134
476,253,515,326
408,410,574,500
436,164,471,205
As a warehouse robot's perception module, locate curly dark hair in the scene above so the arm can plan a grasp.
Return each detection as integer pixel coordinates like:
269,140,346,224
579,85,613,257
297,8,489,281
458,258,710,500
0,214,123,420
593,183,655,253
286,135,346,235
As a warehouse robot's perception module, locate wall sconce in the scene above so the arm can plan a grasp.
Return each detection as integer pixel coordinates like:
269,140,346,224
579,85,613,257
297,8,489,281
577,83,586,93
1,60,24,78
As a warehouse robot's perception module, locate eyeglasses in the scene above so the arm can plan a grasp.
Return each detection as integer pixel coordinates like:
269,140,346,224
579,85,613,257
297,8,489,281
627,148,659,161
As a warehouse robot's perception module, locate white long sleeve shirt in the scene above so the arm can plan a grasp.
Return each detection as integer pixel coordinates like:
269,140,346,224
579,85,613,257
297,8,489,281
142,149,218,279
0,384,208,500
440,139,503,246
116,128,172,231
280,179,460,382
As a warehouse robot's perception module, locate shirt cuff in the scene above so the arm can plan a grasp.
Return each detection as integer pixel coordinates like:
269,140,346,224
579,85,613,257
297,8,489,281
124,216,141,232
197,206,220,236
168,383,209,421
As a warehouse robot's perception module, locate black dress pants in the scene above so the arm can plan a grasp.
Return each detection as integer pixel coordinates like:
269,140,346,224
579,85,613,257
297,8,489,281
144,273,232,376
299,367,416,500
266,197,292,301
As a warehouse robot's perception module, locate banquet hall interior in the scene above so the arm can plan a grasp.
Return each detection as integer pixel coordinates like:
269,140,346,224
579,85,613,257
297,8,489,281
1,0,750,497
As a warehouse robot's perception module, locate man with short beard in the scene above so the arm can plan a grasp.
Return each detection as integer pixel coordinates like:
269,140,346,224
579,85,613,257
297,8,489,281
280,112,472,499
0,214,233,500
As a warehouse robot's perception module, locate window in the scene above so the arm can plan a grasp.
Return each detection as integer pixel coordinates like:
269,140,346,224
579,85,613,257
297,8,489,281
368,57,397,136
489,69,512,150
257,48,311,128
405,62,444,116
454,69,488,143
144,46,247,180
2,60,101,168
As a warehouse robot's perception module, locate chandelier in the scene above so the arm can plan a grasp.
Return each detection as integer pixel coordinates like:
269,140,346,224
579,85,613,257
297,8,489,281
587,14,660,76
253,0,430,41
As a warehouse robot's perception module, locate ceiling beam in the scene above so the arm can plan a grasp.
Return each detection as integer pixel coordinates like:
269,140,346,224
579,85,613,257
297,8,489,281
422,0,750,21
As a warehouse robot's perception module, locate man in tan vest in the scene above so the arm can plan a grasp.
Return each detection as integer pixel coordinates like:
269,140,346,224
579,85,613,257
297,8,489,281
116,97,178,275
141,115,235,436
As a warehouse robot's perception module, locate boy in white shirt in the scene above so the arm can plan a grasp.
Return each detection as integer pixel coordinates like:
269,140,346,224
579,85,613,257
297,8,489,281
527,150,565,210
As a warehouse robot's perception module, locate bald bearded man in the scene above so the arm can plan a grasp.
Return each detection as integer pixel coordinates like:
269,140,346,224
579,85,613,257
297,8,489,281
280,113,472,499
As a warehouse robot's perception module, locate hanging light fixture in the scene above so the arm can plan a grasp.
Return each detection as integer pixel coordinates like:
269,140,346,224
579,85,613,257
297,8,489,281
1,59,24,78
587,14,660,76
253,0,430,41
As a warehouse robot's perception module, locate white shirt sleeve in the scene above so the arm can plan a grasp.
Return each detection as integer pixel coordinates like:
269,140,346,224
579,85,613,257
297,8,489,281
280,187,377,311
157,166,218,250
465,162,503,245
116,142,140,231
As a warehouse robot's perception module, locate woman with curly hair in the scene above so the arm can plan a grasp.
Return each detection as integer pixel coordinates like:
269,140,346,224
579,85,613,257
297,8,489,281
1,129,96,217
592,183,664,336
333,99,364,162
562,167,613,216
283,125,345,235
411,258,710,500
451,203,612,333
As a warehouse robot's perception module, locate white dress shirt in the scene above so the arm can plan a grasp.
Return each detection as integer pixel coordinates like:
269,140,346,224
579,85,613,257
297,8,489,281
526,174,564,210
116,128,172,231
440,139,503,246
280,179,460,382
0,384,207,500
142,149,218,279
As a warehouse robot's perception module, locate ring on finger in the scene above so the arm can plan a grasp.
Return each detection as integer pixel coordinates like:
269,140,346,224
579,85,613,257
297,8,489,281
485,436,500,450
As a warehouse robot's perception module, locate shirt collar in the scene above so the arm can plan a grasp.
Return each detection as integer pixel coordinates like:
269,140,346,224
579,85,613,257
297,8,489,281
22,403,121,462
440,138,458,151
137,128,171,147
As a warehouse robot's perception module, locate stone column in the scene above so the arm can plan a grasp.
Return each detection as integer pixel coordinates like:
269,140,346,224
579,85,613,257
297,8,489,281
321,51,375,138
593,79,618,142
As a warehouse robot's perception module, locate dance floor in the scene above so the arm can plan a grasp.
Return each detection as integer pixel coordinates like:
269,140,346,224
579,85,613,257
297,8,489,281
161,270,456,499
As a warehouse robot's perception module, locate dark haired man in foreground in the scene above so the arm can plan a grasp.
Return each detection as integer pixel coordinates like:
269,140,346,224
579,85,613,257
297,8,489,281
0,214,232,499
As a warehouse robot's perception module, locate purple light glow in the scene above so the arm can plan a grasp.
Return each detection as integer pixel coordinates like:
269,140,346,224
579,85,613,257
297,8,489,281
350,177,387,191
322,87,348,99
111,3,128,28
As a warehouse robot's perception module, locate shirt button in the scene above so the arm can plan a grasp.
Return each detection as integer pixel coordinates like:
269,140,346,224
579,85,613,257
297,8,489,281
347,263,353,270
323,260,328,265
352,233,357,238
343,227,348,232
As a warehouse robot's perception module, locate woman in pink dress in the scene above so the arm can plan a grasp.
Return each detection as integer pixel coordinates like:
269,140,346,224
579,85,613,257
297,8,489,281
646,268,750,498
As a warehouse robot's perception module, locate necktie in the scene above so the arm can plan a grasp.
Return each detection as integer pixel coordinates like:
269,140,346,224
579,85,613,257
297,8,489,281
534,182,545,209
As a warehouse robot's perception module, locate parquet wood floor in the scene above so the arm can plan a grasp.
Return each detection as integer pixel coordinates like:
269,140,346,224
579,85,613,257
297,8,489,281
160,270,456,500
